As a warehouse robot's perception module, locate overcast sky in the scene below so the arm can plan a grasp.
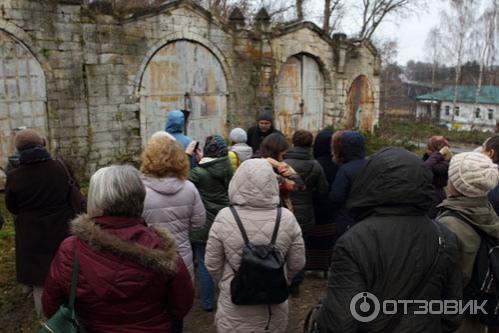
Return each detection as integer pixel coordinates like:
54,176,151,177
307,1,450,65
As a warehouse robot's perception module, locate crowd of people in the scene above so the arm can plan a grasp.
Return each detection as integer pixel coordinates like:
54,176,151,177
4,107,499,333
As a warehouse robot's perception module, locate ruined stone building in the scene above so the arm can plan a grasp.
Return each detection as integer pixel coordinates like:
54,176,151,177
0,0,380,177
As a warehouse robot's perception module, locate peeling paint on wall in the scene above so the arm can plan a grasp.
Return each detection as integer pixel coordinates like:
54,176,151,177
139,39,228,143
274,54,324,137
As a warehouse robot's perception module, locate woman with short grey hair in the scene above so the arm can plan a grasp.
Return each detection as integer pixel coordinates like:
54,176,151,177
87,165,146,218
42,165,194,332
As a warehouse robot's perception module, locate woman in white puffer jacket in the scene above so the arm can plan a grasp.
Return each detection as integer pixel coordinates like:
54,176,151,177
205,158,305,332
140,132,205,279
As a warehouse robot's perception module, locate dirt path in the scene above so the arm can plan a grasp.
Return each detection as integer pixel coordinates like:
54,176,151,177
184,274,328,333
0,273,328,333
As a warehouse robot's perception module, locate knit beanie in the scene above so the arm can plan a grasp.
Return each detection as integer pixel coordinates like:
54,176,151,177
204,134,228,158
15,129,44,151
257,107,274,122
448,152,499,197
229,128,247,144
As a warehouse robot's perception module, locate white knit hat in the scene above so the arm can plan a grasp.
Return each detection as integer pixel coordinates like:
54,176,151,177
448,152,499,197
230,128,247,143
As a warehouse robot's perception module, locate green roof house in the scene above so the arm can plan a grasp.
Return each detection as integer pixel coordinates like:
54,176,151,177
415,85,499,131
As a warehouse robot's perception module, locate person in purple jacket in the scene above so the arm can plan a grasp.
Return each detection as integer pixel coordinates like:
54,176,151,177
423,135,451,218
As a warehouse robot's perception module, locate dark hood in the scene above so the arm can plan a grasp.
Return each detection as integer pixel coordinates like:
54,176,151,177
347,147,435,221
19,146,51,165
341,131,365,163
164,110,185,134
313,130,332,158
284,146,313,160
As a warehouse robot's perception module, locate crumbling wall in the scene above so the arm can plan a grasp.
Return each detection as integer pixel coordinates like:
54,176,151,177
0,0,380,177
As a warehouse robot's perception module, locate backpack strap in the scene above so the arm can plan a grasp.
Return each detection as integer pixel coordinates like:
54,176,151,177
233,150,241,167
68,249,79,310
230,206,250,245
270,207,282,245
230,206,282,246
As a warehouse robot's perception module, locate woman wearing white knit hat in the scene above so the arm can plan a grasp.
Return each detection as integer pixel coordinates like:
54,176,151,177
437,152,499,333
228,128,253,172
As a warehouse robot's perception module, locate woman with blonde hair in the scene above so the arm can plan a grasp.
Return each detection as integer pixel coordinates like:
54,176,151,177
140,132,206,279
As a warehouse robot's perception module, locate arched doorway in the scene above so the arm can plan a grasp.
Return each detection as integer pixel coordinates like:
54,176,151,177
346,75,374,131
0,29,47,177
274,54,324,137
139,39,228,144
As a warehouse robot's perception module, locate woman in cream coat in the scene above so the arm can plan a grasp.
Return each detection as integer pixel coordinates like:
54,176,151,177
205,158,305,332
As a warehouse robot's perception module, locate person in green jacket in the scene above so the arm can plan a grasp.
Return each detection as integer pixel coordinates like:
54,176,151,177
437,152,499,333
189,134,232,312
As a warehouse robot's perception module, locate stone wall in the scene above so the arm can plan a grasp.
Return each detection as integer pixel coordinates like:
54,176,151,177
0,0,380,177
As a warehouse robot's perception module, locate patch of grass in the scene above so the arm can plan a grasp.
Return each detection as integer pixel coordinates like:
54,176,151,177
0,182,87,331
0,193,39,332
377,117,491,146
363,131,422,156
324,116,490,157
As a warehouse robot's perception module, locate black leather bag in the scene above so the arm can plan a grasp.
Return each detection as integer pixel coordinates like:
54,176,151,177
229,206,289,305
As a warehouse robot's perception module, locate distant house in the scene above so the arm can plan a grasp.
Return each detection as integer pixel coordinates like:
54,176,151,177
416,85,499,131
381,73,437,117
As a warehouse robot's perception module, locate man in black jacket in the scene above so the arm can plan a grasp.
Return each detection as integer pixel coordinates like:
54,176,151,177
246,107,283,154
317,147,462,333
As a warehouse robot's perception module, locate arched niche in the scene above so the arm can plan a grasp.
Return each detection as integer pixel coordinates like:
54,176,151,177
139,39,228,144
274,53,325,137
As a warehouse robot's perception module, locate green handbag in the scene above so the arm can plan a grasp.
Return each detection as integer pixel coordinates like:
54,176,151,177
39,254,87,333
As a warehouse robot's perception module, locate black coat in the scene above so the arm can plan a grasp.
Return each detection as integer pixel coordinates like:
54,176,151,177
5,147,76,285
313,130,339,226
317,148,462,333
284,147,329,233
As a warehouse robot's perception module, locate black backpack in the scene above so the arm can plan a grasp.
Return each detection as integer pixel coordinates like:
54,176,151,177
440,210,499,326
229,206,289,306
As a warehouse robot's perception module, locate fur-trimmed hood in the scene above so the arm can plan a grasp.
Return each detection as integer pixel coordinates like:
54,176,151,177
71,214,178,274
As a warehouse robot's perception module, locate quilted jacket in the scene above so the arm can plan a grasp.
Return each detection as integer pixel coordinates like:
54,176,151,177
205,159,305,333
42,215,194,333
188,156,232,244
141,175,206,279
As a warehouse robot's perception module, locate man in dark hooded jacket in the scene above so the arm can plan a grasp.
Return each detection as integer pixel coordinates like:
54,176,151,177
246,107,283,154
317,147,462,333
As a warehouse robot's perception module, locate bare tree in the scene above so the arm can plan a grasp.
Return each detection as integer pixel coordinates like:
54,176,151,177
323,0,344,35
424,27,443,94
377,38,399,114
357,0,425,41
471,0,499,124
440,0,479,123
